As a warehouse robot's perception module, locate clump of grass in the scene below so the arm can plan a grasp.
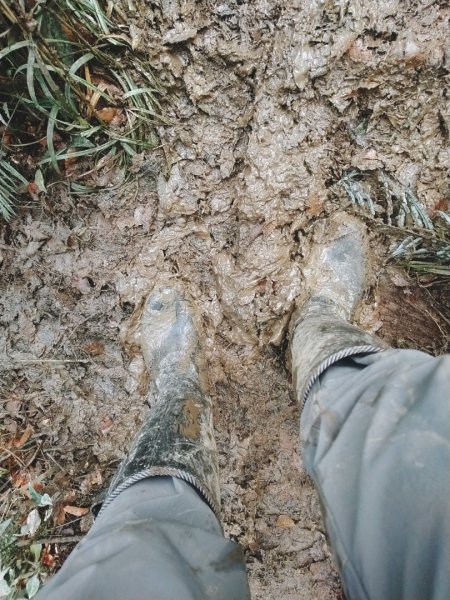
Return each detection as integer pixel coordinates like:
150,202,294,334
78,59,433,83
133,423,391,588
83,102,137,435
390,230,450,277
339,170,376,216
0,0,164,220
338,169,450,278
0,154,28,220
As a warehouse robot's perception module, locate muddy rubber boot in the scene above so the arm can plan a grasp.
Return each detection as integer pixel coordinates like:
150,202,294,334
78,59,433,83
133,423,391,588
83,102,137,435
101,288,221,518
290,213,387,411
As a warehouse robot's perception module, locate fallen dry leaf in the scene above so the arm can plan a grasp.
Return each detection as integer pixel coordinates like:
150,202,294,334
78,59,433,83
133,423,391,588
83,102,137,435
2,130,13,145
63,505,89,517
31,481,45,493
27,182,40,202
95,107,119,123
60,23,78,43
99,416,114,434
276,515,295,529
65,152,78,178
41,545,57,569
11,471,29,488
83,341,105,356
80,466,103,494
53,504,66,526
13,425,33,448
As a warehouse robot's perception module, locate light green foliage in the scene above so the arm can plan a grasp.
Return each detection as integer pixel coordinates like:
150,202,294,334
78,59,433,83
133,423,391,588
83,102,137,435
0,486,54,599
0,155,28,220
339,170,450,278
0,0,164,220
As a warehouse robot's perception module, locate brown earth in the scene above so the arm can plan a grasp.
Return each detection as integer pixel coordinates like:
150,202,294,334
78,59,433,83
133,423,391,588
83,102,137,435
1,0,449,598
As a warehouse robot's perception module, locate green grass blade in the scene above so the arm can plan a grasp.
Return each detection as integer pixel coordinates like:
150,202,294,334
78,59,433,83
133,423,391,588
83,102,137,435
47,104,60,173
33,48,61,94
68,52,94,77
1,159,28,184
408,262,450,276
122,87,160,100
38,139,116,164
0,39,30,60
26,46,39,105
91,0,110,34
0,0,163,209
0,158,27,221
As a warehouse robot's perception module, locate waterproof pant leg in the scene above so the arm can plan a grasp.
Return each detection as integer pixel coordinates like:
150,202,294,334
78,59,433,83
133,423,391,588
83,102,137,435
301,348,450,600
38,476,250,600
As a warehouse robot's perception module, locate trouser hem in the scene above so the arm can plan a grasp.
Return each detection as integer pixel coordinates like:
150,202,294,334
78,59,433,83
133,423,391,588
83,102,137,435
98,466,221,520
301,345,384,411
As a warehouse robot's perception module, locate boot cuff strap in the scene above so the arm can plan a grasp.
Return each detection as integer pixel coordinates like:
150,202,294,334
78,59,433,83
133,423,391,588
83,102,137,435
302,344,384,410
98,466,221,520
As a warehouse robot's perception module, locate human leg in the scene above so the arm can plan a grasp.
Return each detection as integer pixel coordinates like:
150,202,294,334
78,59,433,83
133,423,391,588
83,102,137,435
39,476,248,600
37,288,250,600
301,349,450,600
289,213,450,600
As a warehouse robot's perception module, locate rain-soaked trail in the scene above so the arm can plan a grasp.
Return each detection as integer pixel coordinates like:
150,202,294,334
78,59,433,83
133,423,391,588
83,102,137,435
1,1,449,598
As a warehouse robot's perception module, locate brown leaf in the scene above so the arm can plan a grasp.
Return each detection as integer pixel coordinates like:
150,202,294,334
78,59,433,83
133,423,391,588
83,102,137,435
32,481,45,493
3,130,13,145
41,545,57,569
99,416,114,434
63,505,89,517
276,515,295,529
60,23,77,43
95,107,120,123
65,152,78,178
11,472,29,488
53,504,66,525
83,341,105,356
13,425,33,448
27,182,40,202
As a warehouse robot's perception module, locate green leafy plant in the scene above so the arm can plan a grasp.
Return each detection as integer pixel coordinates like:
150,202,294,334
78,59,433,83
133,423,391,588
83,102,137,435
0,0,164,220
339,169,450,278
0,155,28,220
0,486,53,599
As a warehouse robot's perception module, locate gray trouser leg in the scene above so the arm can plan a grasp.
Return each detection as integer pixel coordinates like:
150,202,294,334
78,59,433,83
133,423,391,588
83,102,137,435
301,348,450,600
38,477,250,600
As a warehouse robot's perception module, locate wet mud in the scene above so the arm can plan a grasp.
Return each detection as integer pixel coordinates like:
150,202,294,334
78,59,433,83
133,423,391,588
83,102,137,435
1,1,449,598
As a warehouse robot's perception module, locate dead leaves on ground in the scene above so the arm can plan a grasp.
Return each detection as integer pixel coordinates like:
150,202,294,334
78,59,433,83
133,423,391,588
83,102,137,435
11,424,34,449
2,423,101,532
62,505,89,517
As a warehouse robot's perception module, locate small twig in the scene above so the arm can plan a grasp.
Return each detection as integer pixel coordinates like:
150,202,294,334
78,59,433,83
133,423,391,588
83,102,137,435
44,450,67,474
23,441,42,470
0,446,25,467
38,534,84,545
1,358,90,365
16,535,83,547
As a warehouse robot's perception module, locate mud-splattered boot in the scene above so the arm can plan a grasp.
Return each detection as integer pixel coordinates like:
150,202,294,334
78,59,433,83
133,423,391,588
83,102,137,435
289,213,387,412
101,288,221,518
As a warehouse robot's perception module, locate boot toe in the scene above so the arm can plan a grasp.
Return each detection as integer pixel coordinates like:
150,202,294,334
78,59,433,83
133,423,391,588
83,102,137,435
141,287,199,378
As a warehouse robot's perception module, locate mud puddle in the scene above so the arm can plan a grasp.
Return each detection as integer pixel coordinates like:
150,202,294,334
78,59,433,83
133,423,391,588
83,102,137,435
1,1,449,598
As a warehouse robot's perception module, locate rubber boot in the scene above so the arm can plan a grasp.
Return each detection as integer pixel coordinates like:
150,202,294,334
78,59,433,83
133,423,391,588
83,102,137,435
289,213,387,411
100,288,221,519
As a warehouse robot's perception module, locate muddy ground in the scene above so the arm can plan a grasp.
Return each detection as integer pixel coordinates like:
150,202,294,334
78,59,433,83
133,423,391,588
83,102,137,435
1,0,449,598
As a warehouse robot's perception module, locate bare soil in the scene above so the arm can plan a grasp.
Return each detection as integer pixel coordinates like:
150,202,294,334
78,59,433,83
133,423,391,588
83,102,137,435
1,1,449,598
